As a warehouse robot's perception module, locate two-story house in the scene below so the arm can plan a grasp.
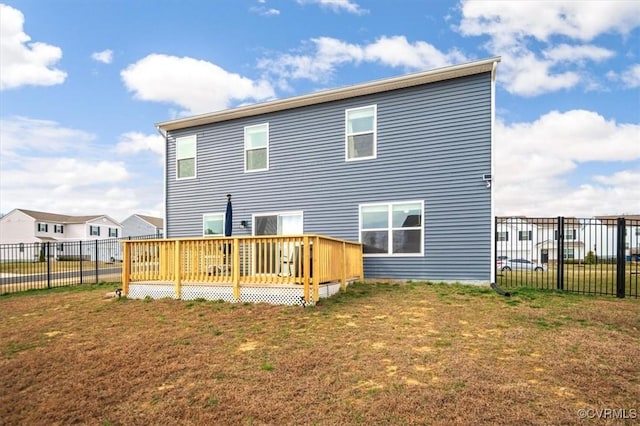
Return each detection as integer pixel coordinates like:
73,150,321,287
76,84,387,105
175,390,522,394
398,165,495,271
156,57,500,283
121,214,164,238
0,208,122,261
497,215,640,264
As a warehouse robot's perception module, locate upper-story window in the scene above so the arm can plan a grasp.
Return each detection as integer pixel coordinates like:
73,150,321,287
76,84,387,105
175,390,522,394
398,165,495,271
37,223,48,232
518,231,532,241
176,135,197,179
89,225,100,236
109,228,118,237
54,224,64,233
496,231,509,241
346,105,377,161
554,229,577,240
244,123,269,172
360,201,423,256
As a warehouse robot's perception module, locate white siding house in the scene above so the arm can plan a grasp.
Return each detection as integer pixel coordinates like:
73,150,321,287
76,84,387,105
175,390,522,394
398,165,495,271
0,209,123,261
121,214,164,238
497,216,639,263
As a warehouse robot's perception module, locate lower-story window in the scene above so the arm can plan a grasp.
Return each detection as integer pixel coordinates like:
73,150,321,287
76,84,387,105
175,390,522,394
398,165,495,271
563,248,575,259
253,211,303,235
359,201,423,256
203,213,224,236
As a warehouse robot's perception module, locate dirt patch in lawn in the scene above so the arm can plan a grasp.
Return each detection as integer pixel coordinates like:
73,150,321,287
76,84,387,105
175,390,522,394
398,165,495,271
0,283,638,425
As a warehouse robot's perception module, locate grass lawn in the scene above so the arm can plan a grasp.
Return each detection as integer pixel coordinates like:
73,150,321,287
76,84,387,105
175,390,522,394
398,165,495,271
497,262,640,297
1,282,638,425
0,260,118,274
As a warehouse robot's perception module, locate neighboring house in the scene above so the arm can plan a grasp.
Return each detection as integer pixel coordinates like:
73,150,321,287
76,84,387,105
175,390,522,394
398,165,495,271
534,217,584,262
497,215,640,263
496,217,535,261
156,57,501,283
592,215,640,260
121,214,164,238
0,208,122,261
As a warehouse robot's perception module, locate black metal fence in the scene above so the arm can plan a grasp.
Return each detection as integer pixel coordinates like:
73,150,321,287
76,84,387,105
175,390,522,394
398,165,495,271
0,235,161,294
495,217,639,298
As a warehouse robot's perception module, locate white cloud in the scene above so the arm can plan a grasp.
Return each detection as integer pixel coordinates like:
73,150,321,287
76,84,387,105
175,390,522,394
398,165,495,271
257,36,467,83
458,0,640,96
249,6,280,16
2,157,130,187
114,131,164,160
593,169,640,186
459,1,640,45
0,183,147,219
0,4,67,90
621,64,640,88
296,0,368,15
495,110,640,217
0,116,95,157
0,117,163,220
542,44,615,64
498,53,581,96
91,49,113,64
121,54,276,115
363,36,467,69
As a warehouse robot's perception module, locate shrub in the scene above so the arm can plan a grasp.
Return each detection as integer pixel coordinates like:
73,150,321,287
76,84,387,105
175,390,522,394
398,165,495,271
584,251,596,265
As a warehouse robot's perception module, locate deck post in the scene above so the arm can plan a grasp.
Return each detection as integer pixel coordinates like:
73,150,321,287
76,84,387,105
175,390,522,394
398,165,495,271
303,236,310,303
359,244,364,281
340,241,347,291
122,241,130,296
232,238,240,300
313,236,320,302
174,240,181,299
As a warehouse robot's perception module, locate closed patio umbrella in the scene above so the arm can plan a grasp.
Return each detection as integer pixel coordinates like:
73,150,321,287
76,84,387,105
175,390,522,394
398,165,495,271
225,194,233,237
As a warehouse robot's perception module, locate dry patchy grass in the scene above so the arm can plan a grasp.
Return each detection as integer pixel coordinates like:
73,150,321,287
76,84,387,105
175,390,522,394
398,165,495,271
0,282,638,425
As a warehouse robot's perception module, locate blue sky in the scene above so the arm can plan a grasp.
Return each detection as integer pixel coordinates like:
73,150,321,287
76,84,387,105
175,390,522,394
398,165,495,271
1,0,638,222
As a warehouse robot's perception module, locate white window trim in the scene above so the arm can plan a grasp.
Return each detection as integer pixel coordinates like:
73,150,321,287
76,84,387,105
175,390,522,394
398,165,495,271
359,200,424,257
176,135,197,180
496,231,508,241
345,105,377,162
89,225,100,236
203,213,225,237
244,123,269,173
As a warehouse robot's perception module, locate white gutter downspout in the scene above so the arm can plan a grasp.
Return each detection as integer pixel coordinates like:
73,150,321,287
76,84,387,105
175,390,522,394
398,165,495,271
156,126,168,239
490,60,498,284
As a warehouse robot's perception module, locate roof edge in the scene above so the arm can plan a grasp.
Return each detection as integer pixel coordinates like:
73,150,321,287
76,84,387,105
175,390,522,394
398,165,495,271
157,56,501,132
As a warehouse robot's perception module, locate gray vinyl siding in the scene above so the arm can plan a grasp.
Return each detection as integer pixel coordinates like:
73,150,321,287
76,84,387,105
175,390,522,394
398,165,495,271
165,72,492,282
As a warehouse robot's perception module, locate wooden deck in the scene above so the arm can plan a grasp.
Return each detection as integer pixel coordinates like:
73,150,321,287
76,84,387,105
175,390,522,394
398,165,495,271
121,235,363,305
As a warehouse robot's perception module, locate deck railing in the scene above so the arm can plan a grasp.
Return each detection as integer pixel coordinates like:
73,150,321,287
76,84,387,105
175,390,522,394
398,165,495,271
121,235,363,302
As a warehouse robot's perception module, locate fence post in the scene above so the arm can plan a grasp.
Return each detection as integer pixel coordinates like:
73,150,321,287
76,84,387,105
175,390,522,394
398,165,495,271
494,216,498,283
557,216,564,291
616,218,626,298
79,241,83,285
95,240,99,283
46,242,51,289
